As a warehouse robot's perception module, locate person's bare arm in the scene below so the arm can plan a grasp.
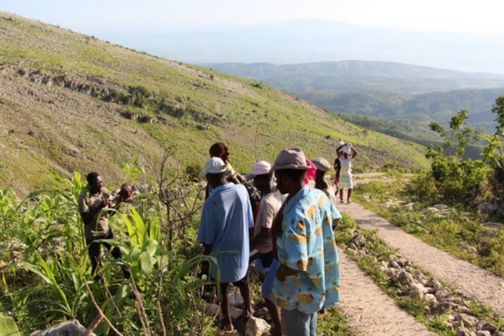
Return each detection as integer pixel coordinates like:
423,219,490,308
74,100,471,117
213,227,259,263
250,227,270,249
336,144,344,157
351,147,358,158
234,173,246,184
200,242,213,275
276,263,301,281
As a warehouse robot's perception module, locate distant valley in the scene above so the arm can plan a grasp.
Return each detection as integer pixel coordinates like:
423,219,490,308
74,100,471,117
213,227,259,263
206,61,504,146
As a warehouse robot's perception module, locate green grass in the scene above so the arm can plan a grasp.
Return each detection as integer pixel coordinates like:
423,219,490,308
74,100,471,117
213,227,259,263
318,307,356,336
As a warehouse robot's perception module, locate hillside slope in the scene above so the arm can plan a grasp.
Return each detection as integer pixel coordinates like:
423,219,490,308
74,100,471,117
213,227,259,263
0,13,429,195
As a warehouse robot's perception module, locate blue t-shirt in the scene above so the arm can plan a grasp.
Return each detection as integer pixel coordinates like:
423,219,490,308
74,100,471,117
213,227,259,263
198,183,254,283
271,186,341,313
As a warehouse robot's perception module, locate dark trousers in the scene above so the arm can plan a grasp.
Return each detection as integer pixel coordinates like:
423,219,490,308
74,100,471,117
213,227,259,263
86,229,124,276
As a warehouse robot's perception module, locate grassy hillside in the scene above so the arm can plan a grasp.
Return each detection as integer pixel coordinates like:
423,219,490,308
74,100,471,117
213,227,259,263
0,12,429,195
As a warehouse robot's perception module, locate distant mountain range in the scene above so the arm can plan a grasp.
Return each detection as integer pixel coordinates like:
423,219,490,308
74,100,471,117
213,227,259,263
105,20,504,75
205,61,504,94
205,61,504,135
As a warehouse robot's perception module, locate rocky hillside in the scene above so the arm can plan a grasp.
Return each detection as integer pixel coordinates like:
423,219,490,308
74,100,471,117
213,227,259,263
0,12,429,195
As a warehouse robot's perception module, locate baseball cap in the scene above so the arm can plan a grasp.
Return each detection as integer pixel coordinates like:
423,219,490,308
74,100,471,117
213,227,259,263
199,157,228,178
245,161,271,180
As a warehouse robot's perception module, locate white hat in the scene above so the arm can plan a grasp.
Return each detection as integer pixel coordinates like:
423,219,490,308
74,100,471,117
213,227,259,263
199,157,228,178
246,161,271,180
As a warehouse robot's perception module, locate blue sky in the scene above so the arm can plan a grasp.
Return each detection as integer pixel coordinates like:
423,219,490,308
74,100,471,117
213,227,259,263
2,1,504,74
2,0,503,33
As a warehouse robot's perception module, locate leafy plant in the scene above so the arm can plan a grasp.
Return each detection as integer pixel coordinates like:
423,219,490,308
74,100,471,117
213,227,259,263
0,312,21,336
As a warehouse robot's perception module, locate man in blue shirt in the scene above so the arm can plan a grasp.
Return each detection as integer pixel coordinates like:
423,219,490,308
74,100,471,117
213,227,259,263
197,157,254,331
270,148,341,336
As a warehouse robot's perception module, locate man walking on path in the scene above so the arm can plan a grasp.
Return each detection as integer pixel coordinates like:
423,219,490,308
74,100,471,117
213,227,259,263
336,143,358,203
78,172,131,280
197,157,254,331
269,148,341,336
247,160,285,335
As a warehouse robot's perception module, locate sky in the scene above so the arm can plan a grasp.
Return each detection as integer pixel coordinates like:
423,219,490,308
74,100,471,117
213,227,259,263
2,1,504,73
2,0,503,33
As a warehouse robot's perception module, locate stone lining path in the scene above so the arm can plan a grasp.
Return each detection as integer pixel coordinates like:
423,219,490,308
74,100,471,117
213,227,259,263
340,202,504,319
338,251,436,335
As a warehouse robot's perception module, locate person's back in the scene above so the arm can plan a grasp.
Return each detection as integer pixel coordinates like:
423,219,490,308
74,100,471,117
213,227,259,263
199,183,252,283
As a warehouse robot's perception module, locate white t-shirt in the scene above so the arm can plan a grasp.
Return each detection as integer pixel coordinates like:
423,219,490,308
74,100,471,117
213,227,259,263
339,156,354,176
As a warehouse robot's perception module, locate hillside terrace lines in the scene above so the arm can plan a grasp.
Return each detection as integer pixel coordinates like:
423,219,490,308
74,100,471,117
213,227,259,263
341,202,504,319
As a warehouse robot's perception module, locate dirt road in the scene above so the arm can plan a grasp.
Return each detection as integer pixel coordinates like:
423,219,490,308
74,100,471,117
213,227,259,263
340,202,504,318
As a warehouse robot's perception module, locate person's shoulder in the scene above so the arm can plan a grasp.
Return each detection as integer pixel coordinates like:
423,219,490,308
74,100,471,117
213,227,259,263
234,182,249,194
78,189,89,201
309,187,326,197
264,189,283,207
308,188,333,205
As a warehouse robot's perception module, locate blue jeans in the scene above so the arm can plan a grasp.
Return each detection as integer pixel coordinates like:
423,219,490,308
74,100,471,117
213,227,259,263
281,308,318,336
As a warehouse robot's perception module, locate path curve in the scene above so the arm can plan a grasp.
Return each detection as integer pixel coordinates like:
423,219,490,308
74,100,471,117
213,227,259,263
340,202,504,318
338,251,436,336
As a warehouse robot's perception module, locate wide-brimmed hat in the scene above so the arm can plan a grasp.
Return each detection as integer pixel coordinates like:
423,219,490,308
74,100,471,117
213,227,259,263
199,157,228,178
311,157,331,172
246,161,271,180
271,148,311,171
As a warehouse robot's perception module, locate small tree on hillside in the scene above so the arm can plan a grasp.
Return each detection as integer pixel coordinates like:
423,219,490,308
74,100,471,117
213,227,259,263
485,94,504,203
424,109,489,205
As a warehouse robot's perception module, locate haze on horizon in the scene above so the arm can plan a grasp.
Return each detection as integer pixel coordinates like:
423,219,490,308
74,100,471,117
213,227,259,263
2,0,504,74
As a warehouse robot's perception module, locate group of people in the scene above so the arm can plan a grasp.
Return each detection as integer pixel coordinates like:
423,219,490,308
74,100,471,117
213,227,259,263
197,142,357,336
76,140,357,336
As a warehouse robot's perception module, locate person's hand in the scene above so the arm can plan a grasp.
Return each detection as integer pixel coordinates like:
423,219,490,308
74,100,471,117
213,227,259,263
276,264,287,281
102,199,112,208
118,185,132,202
198,262,210,279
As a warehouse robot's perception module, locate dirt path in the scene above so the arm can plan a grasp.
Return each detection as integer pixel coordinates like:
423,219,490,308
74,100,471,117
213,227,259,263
338,251,436,336
339,201,504,319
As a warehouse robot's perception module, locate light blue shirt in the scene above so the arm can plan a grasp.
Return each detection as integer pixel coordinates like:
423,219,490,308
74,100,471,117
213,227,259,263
198,183,254,283
271,186,341,313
